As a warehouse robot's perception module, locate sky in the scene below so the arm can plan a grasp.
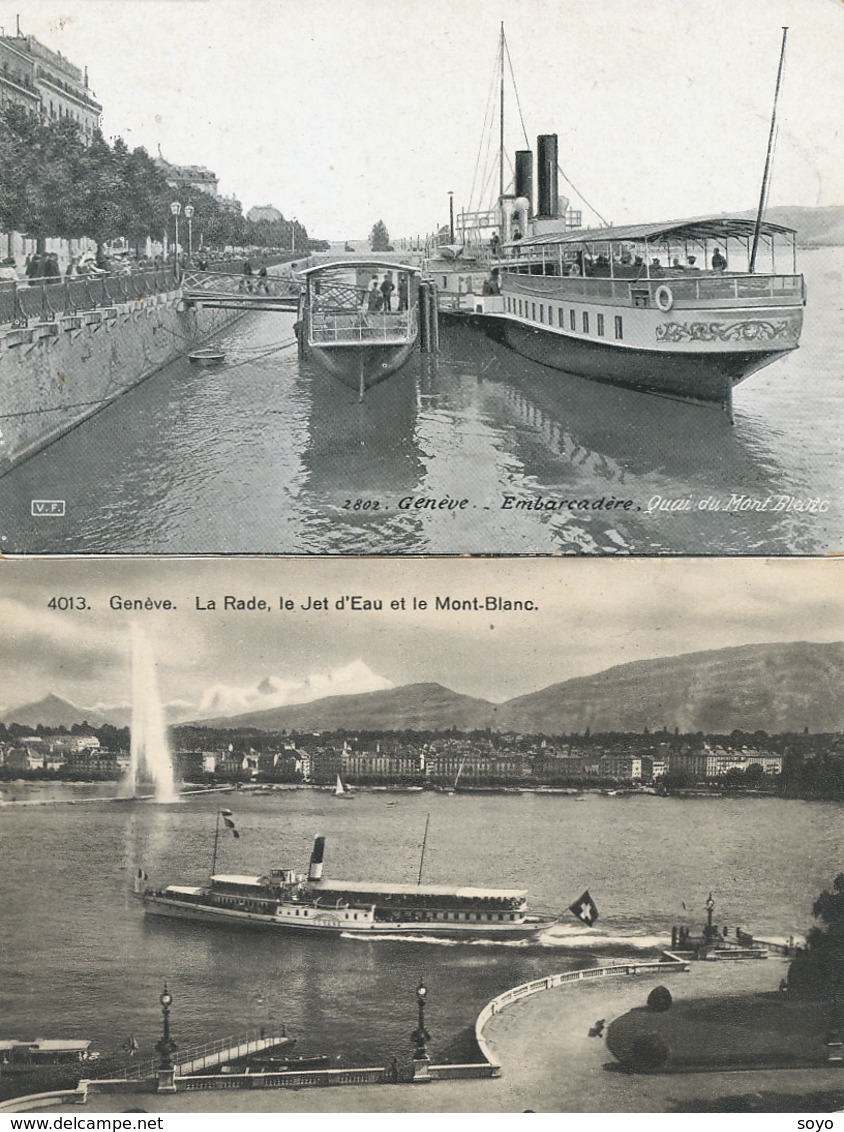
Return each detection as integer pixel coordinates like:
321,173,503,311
1,556,843,716
3,0,843,240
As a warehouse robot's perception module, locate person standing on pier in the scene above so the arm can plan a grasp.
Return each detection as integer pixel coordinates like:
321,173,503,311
380,271,395,312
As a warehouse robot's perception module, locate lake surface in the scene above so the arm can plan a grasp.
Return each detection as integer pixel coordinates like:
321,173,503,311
1,785,837,1071
1,248,842,555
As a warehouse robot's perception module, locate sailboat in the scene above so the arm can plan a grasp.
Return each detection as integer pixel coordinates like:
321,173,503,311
334,773,352,799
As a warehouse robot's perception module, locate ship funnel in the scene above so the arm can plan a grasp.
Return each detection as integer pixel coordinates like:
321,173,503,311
537,134,559,218
514,150,533,217
308,835,325,881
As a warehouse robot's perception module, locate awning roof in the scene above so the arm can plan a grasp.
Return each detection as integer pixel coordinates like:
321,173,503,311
312,878,527,899
300,259,420,277
512,214,796,249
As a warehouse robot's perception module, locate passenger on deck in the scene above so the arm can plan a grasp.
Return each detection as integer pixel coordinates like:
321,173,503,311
398,273,409,310
482,268,500,295
366,280,383,312
685,255,700,273
711,248,728,272
490,232,501,257
380,271,395,312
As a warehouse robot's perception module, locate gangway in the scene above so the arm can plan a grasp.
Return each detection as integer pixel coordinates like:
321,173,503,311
122,1027,294,1081
181,270,300,312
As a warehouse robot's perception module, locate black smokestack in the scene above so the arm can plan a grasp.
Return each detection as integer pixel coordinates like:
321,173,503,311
515,150,533,216
308,835,325,881
537,134,559,218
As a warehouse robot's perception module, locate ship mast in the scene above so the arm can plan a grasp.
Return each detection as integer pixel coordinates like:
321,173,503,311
749,27,788,273
499,21,505,204
417,812,431,886
210,808,222,878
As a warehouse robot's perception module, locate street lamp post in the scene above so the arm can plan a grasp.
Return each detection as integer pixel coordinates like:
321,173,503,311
410,979,431,1083
155,982,178,1093
169,201,181,279
183,203,194,265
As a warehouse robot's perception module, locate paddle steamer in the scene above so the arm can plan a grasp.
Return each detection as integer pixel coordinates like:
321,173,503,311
143,835,552,939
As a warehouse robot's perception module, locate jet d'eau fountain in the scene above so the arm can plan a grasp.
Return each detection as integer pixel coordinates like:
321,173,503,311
120,623,178,803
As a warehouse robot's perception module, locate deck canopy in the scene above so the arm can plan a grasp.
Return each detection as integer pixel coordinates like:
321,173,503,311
511,215,796,249
300,259,420,277
312,878,527,899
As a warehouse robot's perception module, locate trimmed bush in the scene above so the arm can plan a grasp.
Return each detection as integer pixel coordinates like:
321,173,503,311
647,985,673,1012
627,1032,670,1072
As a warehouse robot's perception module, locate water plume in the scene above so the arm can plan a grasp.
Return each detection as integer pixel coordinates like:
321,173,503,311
122,623,177,803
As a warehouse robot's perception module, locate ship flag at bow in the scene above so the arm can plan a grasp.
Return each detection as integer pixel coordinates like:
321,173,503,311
569,890,599,927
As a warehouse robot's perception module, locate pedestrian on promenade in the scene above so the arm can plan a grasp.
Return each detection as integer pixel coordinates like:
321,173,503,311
0,257,19,283
241,258,254,293
257,264,269,294
26,252,42,280
44,252,60,279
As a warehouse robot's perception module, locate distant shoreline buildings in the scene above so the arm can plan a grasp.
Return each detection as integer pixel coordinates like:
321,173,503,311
0,727,793,788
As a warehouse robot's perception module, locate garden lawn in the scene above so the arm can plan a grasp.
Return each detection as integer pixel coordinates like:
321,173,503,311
606,990,831,1071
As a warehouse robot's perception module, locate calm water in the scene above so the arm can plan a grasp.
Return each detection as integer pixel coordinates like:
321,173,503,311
1,249,842,555
1,786,838,1067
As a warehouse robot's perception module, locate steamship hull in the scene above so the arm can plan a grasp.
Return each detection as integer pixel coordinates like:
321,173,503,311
308,339,417,392
143,893,550,939
496,316,797,406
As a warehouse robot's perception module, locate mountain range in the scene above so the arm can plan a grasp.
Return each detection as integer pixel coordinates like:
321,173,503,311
194,641,844,735
6,642,844,736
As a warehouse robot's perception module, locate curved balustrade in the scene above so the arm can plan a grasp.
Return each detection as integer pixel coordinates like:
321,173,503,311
474,956,690,1074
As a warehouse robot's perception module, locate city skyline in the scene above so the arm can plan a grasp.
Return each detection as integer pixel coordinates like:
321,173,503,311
1,557,843,717
3,0,843,240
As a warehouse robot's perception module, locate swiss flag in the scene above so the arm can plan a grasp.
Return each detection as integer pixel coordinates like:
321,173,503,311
569,890,599,926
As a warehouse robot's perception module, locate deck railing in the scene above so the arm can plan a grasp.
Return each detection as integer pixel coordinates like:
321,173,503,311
309,307,418,346
504,270,803,307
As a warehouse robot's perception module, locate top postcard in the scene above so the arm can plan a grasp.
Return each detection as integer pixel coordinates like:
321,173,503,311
0,0,842,556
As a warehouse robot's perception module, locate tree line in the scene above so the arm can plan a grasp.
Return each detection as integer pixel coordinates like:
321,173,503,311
0,107,309,258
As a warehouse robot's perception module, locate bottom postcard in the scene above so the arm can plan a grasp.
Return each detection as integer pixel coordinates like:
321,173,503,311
1,555,842,1118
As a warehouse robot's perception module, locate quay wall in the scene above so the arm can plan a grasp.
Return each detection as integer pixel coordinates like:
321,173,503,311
0,288,240,473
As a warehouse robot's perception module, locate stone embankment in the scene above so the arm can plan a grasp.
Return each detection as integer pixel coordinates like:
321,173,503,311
0,269,241,471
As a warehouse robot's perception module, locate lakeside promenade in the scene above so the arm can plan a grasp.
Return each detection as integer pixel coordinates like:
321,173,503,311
31,956,844,1114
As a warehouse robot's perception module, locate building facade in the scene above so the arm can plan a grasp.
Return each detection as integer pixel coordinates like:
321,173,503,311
0,32,102,138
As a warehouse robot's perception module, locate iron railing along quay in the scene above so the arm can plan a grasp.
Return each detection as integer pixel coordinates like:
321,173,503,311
0,268,178,329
